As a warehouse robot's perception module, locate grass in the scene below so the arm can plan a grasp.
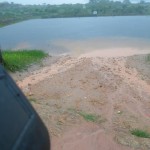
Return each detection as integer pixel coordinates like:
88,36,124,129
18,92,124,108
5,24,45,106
68,108,105,123
131,129,150,138
2,50,48,72
78,111,100,122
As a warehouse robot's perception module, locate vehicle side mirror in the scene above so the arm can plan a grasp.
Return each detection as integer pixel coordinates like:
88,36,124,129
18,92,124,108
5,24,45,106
0,65,50,150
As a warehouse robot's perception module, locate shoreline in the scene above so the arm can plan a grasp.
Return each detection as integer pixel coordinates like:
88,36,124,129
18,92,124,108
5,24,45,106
1,15,150,29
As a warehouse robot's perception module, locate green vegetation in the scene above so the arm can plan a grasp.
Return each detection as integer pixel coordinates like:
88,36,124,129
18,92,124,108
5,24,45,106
3,50,47,72
78,111,100,122
68,108,105,123
131,129,150,138
1,0,150,27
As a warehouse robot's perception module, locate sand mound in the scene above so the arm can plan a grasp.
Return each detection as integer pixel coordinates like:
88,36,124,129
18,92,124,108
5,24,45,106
11,53,150,150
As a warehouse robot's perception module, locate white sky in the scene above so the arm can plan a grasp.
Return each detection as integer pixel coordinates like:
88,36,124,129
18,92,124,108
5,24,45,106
0,0,150,5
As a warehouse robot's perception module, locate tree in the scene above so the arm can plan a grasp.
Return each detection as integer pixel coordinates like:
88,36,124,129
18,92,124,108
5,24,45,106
123,0,131,4
140,0,145,4
89,0,101,4
89,0,110,3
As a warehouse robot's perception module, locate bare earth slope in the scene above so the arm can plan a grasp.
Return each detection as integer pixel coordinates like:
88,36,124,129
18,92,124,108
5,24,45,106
12,54,150,150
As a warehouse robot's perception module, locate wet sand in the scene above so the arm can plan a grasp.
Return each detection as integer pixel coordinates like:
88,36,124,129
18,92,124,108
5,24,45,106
11,49,150,150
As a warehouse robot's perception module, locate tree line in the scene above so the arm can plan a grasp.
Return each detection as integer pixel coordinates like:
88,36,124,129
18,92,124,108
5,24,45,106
0,0,150,26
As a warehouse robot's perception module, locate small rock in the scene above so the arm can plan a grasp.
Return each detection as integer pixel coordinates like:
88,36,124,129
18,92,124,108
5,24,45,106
28,83,31,86
29,92,33,96
117,111,121,114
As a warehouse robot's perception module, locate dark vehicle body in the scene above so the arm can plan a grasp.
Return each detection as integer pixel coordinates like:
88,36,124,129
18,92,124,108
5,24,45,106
0,63,50,150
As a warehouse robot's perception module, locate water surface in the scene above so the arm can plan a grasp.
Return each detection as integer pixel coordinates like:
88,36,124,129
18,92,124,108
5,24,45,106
0,16,150,55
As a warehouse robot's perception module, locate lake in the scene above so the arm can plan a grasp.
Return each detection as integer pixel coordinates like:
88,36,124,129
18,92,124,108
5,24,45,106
0,16,150,56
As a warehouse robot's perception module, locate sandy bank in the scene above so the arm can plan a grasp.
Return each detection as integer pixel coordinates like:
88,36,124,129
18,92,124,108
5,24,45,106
11,51,150,150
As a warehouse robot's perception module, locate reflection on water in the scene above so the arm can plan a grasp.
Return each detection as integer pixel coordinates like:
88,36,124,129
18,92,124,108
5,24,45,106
11,37,150,57
14,42,32,50
49,38,150,56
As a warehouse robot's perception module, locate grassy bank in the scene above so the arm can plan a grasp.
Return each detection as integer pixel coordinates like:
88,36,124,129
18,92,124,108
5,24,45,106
2,50,48,72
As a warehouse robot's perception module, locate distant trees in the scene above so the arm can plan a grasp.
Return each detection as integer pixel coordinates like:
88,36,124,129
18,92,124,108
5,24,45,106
89,0,111,3
123,0,131,4
89,0,102,3
0,0,150,26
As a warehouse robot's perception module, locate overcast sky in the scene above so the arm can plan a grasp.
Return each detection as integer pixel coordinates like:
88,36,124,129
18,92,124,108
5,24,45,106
0,0,150,5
